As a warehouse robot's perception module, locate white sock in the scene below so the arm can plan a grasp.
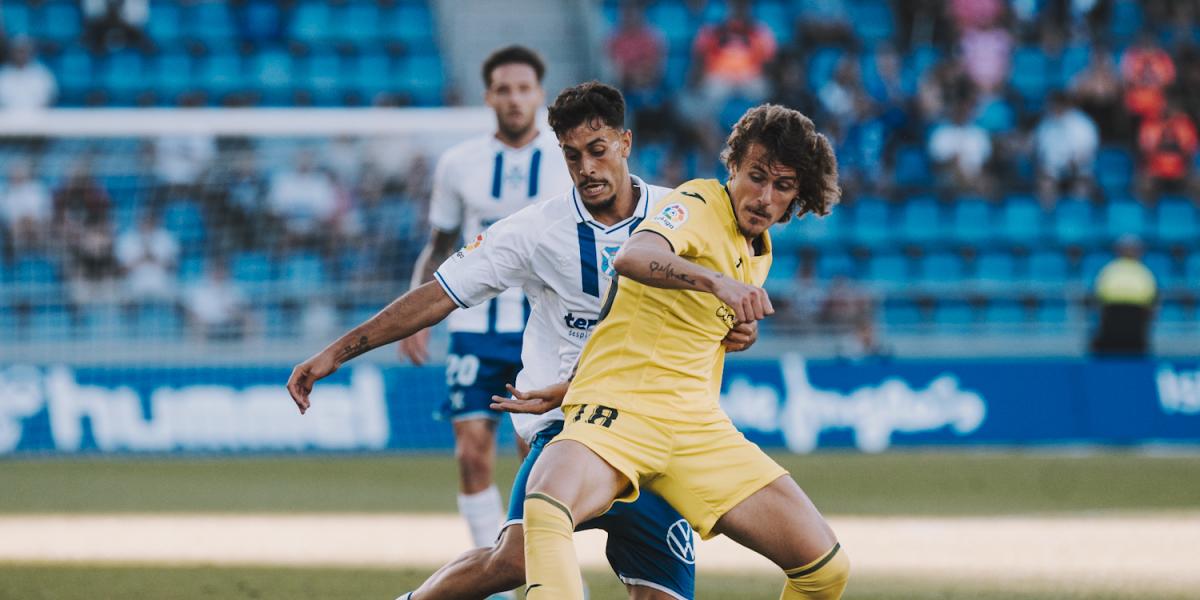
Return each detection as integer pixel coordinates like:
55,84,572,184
457,485,504,548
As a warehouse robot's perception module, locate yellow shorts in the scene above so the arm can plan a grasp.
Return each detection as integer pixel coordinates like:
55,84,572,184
553,403,788,539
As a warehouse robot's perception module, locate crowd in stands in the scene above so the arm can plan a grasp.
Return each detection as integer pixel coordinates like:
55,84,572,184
0,0,1197,351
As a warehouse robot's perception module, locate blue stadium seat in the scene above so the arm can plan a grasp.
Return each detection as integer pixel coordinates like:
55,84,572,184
646,1,695,50
399,54,445,106
53,48,95,104
1027,250,1069,285
848,196,891,247
754,0,793,45
187,1,235,40
199,51,245,98
898,195,942,245
790,208,843,248
282,253,328,291
883,298,923,326
1009,46,1054,107
1186,254,1200,287
153,51,195,101
1052,198,1094,246
1080,251,1110,285
1059,43,1092,86
39,1,82,43
901,45,939,95
864,252,908,290
147,1,183,43
1154,197,1199,245
1110,0,1143,42
178,255,206,283
949,197,993,246
14,255,60,285
30,306,73,341
998,195,1043,246
290,1,335,45
893,144,929,189
101,51,148,103
352,51,394,100
974,97,1015,133
304,50,343,105
1,3,31,35
934,301,975,327
252,49,295,103
663,50,690,90
337,3,383,44
917,251,964,284
1159,301,1188,324
848,0,894,44
1035,298,1068,325
816,251,855,279
231,252,272,282
392,3,436,45
700,1,728,24
807,47,844,91
1142,251,1175,287
984,300,1027,325
134,303,183,340
1103,196,1147,241
162,201,206,245
1095,146,1133,197
974,250,1016,284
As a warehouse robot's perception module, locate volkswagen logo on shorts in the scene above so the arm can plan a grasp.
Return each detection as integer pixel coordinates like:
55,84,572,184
666,519,695,564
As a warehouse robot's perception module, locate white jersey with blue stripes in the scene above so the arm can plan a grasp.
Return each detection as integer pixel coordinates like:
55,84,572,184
434,175,671,441
427,129,571,335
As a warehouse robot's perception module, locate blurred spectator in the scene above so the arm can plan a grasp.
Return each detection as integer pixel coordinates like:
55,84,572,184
1034,91,1098,206
768,53,818,118
1091,236,1156,356
838,318,891,360
795,0,855,47
153,134,217,203
324,136,363,189
53,160,111,234
1070,46,1126,142
64,213,119,308
1,159,52,251
606,1,665,89
917,59,972,122
1120,33,1176,122
948,0,1007,31
0,37,57,111
818,57,863,128
82,0,150,53
267,150,339,248
116,212,179,303
957,14,1013,96
837,95,891,196
183,262,250,341
1137,99,1198,198
204,150,268,253
691,0,777,109
928,101,992,195
778,258,826,332
822,275,873,331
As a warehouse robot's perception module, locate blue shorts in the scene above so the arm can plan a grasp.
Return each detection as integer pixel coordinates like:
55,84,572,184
505,422,696,600
436,332,523,422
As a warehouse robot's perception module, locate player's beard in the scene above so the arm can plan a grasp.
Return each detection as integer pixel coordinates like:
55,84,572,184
498,114,535,143
584,193,617,212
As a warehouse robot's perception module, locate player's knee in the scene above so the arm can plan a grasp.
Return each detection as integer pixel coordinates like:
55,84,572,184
783,543,849,600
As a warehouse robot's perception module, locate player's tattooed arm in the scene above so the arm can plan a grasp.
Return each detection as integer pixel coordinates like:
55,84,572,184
648,261,699,286
614,231,722,293
287,282,458,414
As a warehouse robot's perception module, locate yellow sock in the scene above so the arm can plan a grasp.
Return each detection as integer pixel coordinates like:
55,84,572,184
781,543,850,600
523,492,585,600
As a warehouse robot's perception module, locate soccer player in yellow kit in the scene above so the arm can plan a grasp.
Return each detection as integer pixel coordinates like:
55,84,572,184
517,105,849,599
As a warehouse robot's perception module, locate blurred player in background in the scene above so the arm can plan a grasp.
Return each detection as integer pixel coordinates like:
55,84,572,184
287,81,753,599
517,105,849,599
399,45,571,553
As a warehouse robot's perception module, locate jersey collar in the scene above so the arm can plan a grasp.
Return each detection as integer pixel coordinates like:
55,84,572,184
571,174,652,234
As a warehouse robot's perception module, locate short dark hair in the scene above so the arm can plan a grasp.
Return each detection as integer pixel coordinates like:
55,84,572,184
481,45,546,88
721,104,841,222
547,81,626,139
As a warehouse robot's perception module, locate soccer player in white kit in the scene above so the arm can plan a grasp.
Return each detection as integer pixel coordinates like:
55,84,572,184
287,82,756,599
399,45,571,551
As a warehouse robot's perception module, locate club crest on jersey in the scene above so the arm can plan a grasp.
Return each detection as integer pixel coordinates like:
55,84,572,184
653,203,688,230
599,245,621,277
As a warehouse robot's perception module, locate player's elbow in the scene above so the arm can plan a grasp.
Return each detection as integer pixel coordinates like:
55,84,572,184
612,247,638,275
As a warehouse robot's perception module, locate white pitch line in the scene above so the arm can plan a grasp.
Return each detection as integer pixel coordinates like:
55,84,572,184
1,513,1198,592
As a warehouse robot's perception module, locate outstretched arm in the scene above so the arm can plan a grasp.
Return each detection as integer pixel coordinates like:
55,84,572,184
287,281,458,414
612,231,774,324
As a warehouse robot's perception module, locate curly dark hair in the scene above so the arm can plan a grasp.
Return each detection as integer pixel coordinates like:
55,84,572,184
547,81,626,139
481,45,546,88
721,104,841,223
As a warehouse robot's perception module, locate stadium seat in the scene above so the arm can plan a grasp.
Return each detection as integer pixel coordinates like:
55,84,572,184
1052,198,1094,246
1159,301,1188,324
998,195,1044,246
290,1,335,45
199,51,245,99
337,3,383,45
1059,43,1092,86
974,250,1017,285
1110,0,1143,42
901,45,939,95
186,1,235,40
790,207,843,248
753,0,793,45
1,3,31,36
893,144,930,189
807,47,844,91
30,306,73,341
1027,250,1069,286
898,195,942,245
282,253,328,292
816,251,855,279
848,196,891,248
1142,251,1175,288
392,3,437,45
1080,250,1111,285
974,97,1016,133
883,298,923,326
133,303,183,340
399,53,446,106
251,49,295,104
39,1,82,44
949,197,993,246
53,48,95,104
14,255,60,285
863,252,908,290
304,49,343,104
1009,46,1054,108
162,201,207,245
1186,254,1200,287
983,300,1027,325
1103,196,1147,241
147,1,183,44
101,51,148,104
1034,298,1068,325
153,51,195,102
663,50,690,90
1154,197,1199,245
646,1,694,50
1095,146,1133,197
916,251,965,285
848,0,894,44
231,252,273,283
933,300,975,327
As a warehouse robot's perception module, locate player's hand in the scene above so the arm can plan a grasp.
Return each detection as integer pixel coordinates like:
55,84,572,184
398,328,431,365
490,382,569,415
712,277,774,323
287,351,339,415
722,321,758,353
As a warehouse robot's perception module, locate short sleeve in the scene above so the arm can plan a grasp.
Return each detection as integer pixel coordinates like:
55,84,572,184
433,214,533,309
427,151,463,232
634,181,719,258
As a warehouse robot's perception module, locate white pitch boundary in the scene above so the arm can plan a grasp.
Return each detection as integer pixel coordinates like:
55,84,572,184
1,513,1198,593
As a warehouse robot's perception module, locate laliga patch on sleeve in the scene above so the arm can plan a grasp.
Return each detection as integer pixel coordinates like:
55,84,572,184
653,203,689,230
452,233,486,260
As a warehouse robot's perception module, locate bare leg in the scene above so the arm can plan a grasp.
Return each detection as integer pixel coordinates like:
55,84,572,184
453,419,497,494
525,440,630,524
409,525,525,600
712,475,838,570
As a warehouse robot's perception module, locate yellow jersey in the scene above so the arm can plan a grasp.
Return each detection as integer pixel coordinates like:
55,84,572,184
563,179,772,422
